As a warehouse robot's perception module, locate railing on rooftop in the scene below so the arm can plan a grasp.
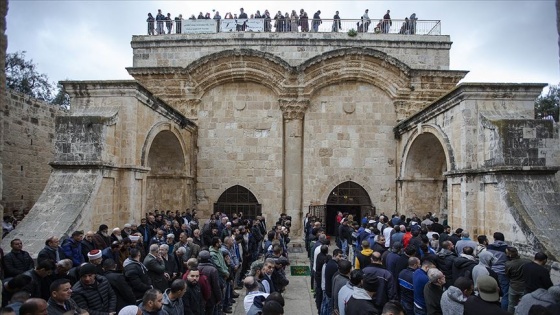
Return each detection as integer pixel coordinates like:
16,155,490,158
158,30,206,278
146,18,441,36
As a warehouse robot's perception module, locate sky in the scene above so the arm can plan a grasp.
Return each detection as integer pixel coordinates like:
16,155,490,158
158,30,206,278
5,0,560,90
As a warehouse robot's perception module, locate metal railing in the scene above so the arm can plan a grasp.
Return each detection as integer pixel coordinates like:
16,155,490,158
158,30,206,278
145,18,441,35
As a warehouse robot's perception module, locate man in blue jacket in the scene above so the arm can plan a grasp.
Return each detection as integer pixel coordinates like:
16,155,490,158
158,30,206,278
62,231,84,267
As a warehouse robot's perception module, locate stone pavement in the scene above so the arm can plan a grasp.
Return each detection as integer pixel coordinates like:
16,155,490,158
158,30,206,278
232,242,316,315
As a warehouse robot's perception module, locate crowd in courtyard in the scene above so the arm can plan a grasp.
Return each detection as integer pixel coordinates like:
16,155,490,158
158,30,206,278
146,8,419,35
0,210,293,315
305,211,559,315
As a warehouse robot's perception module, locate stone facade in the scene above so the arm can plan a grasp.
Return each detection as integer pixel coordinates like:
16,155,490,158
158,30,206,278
3,30,559,267
0,90,65,214
395,83,560,260
1,82,197,256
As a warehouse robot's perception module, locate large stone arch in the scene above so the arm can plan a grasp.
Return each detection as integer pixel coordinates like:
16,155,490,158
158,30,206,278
299,48,412,99
316,172,376,209
185,49,295,98
143,123,190,211
398,124,454,216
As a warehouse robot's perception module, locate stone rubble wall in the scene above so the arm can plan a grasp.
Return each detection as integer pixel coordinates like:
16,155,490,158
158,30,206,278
0,90,66,215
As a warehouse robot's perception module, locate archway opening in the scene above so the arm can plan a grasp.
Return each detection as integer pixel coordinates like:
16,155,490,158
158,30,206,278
146,130,187,211
214,185,261,220
323,181,374,236
401,132,447,216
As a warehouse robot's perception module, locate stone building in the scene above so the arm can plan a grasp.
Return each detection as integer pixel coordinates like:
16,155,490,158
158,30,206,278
2,28,559,263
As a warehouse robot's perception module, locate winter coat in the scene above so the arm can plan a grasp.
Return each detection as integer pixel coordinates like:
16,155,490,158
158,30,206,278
464,295,509,315
523,261,553,293
123,258,153,299
72,275,117,315
354,248,373,270
505,257,531,292
423,283,443,315
104,270,136,312
472,251,499,290
436,249,457,287
440,285,467,315
47,297,82,315
37,246,65,265
362,264,397,308
62,238,84,266
344,287,379,315
452,255,477,283
487,240,508,275
198,261,222,304
3,250,34,277
162,289,184,315
144,254,168,292
183,280,204,315
515,287,560,315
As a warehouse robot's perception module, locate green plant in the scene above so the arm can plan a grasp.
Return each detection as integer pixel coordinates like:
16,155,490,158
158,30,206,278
347,29,357,37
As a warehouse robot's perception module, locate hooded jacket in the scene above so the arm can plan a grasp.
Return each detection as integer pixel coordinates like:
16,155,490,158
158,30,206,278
452,254,477,283
472,251,499,289
354,248,373,269
440,285,468,315
487,240,508,275
436,248,457,287
344,287,379,315
123,258,153,299
515,287,560,315
162,289,184,315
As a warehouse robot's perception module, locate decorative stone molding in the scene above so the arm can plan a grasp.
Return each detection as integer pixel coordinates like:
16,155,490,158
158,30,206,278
279,99,310,120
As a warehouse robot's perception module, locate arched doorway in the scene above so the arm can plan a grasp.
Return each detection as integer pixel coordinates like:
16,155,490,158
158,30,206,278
214,185,261,220
324,181,374,235
400,132,447,216
146,130,188,211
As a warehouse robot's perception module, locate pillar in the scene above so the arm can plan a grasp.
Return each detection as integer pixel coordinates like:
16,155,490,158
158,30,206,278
279,99,309,237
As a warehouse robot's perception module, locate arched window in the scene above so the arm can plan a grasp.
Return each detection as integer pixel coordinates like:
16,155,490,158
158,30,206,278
214,185,261,219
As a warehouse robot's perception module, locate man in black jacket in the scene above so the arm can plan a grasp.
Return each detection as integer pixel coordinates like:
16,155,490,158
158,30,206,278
102,259,135,312
72,263,116,315
123,248,153,300
4,238,35,278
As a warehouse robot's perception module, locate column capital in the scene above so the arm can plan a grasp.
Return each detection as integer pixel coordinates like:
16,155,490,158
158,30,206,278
279,99,310,120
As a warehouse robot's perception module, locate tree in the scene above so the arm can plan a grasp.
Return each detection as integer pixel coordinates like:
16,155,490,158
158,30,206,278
5,51,54,101
5,50,69,108
534,85,559,122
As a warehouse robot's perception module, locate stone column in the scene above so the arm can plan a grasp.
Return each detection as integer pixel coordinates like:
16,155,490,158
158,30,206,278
279,99,309,237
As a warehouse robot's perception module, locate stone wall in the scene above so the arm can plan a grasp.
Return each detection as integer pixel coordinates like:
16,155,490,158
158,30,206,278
0,0,8,230
0,90,65,215
131,33,453,70
395,83,560,262
0,81,197,257
195,83,283,219
303,82,397,212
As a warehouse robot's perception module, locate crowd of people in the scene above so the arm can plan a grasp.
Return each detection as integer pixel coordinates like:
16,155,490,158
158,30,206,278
305,211,559,315
145,8,419,35
0,210,294,315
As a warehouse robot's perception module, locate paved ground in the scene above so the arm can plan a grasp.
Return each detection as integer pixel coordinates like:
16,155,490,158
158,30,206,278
232,242,316,315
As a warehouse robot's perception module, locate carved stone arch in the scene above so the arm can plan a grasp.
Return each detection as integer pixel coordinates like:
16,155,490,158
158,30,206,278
317,171,376,206
399,123,455,179
141,121,189,172
212,182,264,206
185,49,296,98
298,48,412,99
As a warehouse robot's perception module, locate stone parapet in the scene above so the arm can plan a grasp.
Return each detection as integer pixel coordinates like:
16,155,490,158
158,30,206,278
131,32,453,70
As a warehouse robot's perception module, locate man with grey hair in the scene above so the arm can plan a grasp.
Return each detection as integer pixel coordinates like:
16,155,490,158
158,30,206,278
455,231,477,257
424,268,445,315
159,244,178,284
144,244,168,292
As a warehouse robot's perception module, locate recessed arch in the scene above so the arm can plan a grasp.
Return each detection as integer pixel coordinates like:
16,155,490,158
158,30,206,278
144,126,189,212
214,185,262,220
141,122,189,170
185,49,295,98
399,124,454,215
299,48,412,99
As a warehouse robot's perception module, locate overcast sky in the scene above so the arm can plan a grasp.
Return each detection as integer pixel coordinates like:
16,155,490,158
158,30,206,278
6,0,559,90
